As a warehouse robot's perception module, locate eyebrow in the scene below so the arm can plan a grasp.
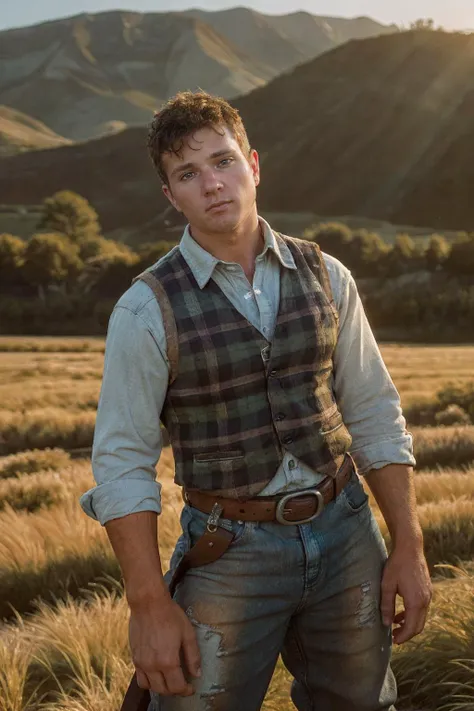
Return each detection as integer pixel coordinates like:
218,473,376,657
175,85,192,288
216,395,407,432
171,149,234,178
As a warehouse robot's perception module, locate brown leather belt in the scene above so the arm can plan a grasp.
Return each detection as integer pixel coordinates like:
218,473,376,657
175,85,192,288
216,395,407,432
185,454,354,525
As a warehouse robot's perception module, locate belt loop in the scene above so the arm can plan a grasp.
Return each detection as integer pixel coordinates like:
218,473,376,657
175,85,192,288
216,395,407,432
206,503,223,533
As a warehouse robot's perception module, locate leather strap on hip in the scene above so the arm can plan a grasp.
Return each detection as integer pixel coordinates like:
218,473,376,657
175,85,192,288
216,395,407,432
120,526,234,711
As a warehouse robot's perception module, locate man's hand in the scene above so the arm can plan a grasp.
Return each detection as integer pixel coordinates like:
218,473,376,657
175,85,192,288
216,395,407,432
380,544,432,645
129,597,202,697
364,463,433,645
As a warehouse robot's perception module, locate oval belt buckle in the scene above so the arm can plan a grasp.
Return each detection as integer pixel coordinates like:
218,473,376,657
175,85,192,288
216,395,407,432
275,489,324,525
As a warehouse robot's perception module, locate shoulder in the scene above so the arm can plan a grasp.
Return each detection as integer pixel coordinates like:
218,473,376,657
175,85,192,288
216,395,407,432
320,252,352,313
115,246,180,317
279,234,352,309
320,252,352,288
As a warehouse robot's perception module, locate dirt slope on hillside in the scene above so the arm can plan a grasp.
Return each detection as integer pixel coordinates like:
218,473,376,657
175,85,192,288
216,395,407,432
0,106,71,155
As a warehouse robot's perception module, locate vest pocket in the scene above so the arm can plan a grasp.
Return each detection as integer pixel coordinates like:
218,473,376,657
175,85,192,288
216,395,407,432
320,410,353,457
193,450,244,463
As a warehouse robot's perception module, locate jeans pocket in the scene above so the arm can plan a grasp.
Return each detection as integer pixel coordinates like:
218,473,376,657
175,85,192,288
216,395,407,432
340,469,370,515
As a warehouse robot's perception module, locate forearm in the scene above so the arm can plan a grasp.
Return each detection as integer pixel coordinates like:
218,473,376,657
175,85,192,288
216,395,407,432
364,463,423,549
105,510,170,610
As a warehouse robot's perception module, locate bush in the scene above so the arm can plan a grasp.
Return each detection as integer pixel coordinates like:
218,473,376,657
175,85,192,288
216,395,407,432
23,232,83,296
303,222,353,263
0,409,96,456
435,404,471,426
0,448,71,479
437,382,474,422
0,471,65,512
0,233,26,292
413,425,474,469
80,251,140,297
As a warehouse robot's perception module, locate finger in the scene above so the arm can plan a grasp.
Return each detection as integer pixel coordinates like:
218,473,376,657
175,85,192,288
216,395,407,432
414,604,429,636
380,581,397,627
163,666,194,697
182,627,202,679
136,669,151,690
393,606,424,645
146,671,168,696
393,611,405,624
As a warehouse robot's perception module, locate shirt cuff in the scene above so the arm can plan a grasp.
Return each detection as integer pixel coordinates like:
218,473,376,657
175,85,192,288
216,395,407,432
350,434,416,475
79,478,162,526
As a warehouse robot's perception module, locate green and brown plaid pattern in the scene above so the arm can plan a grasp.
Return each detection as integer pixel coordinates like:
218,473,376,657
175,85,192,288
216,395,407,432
149,234,352,499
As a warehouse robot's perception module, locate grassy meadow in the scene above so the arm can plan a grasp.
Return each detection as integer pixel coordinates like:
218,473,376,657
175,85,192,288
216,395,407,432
0,337,473,710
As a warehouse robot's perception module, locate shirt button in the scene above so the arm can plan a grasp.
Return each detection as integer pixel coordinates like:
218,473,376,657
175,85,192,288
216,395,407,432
283,435,293,445
275,412,285,421
288,459,296,470
269,369,277,377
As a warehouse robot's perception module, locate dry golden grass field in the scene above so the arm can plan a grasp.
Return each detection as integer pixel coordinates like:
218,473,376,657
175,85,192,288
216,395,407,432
0,338,473,711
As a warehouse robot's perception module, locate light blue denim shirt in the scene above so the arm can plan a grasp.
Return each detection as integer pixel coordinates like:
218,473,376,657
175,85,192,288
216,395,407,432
79,217,415,525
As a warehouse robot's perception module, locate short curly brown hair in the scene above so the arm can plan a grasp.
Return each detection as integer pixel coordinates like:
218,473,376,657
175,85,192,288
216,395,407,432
147,91,251,185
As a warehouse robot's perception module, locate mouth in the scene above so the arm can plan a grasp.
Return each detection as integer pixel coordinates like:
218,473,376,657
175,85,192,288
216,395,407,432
206,200,232,212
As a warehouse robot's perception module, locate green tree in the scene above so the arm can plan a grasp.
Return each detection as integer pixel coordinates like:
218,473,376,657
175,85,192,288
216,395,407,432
78,235,133,262
304,222,353,263
0,233,26,291
348,230,389,276
425,234,450,271
23,233,83,299
37,191,101,244
410,18,436,30
387,234,419,275
80,251,140,297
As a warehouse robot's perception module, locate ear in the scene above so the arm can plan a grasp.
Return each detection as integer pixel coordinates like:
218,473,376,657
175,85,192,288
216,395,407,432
162,183,182,213
249,148,260,187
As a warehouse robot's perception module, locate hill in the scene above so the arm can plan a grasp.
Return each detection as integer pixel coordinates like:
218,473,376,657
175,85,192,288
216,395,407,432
0,31,473,234
237,30,474,231
0,9,394,141
0,106,71,155
183,9,395,77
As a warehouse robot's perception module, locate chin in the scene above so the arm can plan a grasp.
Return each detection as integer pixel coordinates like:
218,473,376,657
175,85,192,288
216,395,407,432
205,214,238,233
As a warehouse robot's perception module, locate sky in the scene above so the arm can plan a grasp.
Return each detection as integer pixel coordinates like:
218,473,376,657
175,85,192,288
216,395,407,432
1,0,473,31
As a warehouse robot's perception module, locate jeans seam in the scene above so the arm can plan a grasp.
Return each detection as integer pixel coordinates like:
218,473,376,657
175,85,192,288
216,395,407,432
291,618,315,711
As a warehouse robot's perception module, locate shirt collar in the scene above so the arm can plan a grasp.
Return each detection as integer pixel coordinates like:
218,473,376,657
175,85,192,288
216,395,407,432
179,215,297,289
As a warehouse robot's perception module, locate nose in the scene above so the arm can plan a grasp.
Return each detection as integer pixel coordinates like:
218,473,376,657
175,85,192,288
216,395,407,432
201,166,223,195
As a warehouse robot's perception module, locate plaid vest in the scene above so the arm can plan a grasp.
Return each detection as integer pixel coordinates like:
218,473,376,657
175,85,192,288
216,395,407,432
134,234,352,500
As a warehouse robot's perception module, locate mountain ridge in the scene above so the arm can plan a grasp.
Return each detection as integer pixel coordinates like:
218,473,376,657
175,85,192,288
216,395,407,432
2,31,471,233
0,8,395,141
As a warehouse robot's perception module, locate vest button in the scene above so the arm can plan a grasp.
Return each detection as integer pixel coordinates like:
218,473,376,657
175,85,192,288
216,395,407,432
275,412,286,421
282,435,293,445
269,370,277,377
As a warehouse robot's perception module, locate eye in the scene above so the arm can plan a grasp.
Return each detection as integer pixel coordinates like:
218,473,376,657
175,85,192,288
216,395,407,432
219,157,234,167
180,171,195,182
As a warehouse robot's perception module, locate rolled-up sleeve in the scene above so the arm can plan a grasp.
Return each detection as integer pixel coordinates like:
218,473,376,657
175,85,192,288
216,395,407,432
330,265,416,475
79,303,169,525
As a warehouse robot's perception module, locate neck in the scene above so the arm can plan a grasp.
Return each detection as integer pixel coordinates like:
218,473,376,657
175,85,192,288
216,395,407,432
189,211,264,282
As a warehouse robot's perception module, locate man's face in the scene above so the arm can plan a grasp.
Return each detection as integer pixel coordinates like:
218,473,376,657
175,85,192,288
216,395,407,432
161,124,260,234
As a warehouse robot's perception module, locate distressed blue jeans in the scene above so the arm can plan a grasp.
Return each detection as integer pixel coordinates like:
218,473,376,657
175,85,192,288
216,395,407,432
150,469,396,711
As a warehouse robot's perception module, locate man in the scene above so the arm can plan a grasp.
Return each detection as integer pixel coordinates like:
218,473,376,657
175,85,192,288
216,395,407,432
80,91,432,711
